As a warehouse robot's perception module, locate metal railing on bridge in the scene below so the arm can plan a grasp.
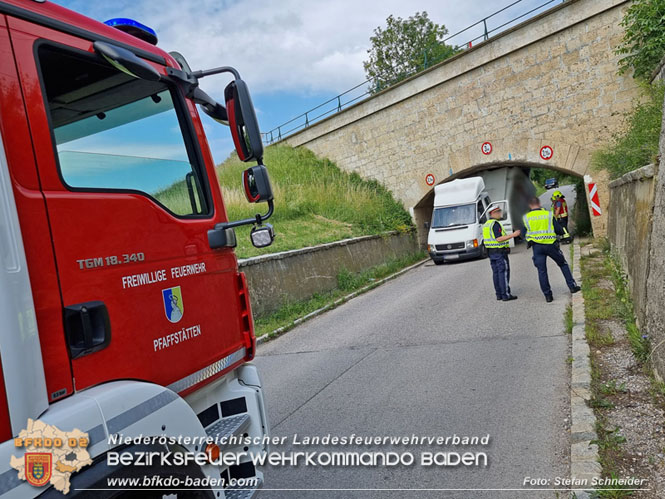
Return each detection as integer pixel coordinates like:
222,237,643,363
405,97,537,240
261,0,565,145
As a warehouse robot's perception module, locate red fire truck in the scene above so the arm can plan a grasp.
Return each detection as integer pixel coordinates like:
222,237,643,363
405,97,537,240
0,0,275,496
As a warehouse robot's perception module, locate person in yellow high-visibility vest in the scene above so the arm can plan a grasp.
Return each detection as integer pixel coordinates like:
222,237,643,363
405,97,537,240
551,190,569,230
523,196,580,302
482,205,521,301
551,189,572,244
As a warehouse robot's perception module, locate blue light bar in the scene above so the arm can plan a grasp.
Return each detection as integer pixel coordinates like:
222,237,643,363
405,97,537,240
104,18,158,45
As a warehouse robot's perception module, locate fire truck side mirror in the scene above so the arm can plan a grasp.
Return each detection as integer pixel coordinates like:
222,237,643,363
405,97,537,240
250,224,275,248
93,41,161,82
243,165,273,203
224,79,263,163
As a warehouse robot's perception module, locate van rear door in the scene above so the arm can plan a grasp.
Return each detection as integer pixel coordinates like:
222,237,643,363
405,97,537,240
9,18,251,395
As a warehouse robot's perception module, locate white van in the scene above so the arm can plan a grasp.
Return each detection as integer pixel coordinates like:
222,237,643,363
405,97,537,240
426,177,507,265
478,166,535,238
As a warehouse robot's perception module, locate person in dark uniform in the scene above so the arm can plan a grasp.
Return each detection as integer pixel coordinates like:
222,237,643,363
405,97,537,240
522,196,581,302
482,205,521,301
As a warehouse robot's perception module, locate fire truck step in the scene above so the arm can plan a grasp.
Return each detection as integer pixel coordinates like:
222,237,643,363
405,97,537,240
224,478,263,499
205,413,251,440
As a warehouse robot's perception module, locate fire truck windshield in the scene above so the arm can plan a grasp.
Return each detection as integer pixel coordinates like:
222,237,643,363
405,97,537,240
37,45,209,217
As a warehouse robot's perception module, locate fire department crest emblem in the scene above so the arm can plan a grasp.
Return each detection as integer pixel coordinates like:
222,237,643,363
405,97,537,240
162,286,184,323
25,453,52,487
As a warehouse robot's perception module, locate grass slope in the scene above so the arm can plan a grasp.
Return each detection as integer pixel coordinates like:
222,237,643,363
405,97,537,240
217,145,413,258
154,145,413,258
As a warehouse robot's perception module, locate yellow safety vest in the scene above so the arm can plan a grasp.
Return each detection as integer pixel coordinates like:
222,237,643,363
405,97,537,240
483,220,509,249
523,209,557,244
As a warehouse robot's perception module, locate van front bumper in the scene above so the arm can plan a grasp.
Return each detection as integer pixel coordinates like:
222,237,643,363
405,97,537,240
429,246,483,262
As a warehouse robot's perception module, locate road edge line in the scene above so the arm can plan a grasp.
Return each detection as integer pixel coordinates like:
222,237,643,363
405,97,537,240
256,257,429,346
569,240,601,498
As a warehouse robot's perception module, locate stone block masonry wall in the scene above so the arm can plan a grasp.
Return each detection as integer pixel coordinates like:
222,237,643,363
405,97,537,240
608,165,657,327
238,231,419,316
286,0,638,239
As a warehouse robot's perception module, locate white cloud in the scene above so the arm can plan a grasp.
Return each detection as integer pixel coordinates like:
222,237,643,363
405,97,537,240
56,0,552,96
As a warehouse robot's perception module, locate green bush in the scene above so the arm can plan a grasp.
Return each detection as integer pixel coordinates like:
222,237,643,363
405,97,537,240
616,0,665,80
592,82,664,179
606,255,651,364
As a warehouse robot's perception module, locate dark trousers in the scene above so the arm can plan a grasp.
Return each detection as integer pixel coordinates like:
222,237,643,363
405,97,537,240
532,243,576,297
489,252,511,299
558,216,569,230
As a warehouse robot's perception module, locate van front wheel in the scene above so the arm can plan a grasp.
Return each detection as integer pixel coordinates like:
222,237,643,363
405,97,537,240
433,258,445,265
480,244,488,259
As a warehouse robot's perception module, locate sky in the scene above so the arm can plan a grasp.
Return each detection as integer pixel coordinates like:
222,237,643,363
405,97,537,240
52,0,562,163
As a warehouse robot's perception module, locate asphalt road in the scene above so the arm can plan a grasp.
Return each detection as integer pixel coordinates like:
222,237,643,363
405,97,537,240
254,240,576,498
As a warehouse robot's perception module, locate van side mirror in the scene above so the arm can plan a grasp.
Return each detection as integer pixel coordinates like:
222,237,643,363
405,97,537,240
225,79,263,163
243,165,273,203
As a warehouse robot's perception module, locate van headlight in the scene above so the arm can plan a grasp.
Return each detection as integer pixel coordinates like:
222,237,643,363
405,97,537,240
466,239,479,248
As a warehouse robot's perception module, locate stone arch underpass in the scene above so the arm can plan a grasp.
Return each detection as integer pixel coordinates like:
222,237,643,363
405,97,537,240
412,138,595,245
283,0,638,244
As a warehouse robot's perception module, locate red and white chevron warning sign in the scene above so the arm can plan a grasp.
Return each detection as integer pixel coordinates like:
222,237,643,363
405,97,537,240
588,182,601,216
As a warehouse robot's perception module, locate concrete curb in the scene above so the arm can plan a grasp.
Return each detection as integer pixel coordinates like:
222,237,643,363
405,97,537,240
570,241,602,498
256,258,429,346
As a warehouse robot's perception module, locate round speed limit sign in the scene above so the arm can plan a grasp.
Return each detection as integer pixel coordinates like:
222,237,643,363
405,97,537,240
425,173,435,186
540,145,553,160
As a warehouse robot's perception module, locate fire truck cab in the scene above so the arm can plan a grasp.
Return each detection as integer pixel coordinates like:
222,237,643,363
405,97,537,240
0,0,273,496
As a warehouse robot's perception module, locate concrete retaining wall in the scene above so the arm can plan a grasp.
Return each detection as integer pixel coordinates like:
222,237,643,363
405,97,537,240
645,102,665,381
608,90,665,380
608,165,657,326
239,231,419,316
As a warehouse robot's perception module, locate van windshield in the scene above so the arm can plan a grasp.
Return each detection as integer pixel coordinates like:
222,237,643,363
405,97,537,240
432,204,476,228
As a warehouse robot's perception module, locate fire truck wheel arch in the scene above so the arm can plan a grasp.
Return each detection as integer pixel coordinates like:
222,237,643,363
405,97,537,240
0,381,218,497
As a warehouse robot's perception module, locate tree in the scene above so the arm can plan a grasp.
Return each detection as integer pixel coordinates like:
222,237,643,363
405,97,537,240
616,0,665,80
363,12,458,93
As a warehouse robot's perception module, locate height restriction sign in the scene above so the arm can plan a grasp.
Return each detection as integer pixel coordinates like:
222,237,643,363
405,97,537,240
425,173,435,186
481,142,492,155
540,145,553,160
588,182,602,216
